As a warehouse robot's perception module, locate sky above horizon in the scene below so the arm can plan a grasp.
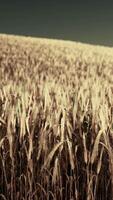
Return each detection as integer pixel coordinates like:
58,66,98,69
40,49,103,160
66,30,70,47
0,0,113,46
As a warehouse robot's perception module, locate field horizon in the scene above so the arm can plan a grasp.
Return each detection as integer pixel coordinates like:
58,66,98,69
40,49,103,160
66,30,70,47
0,33,113,200
1,33,113,49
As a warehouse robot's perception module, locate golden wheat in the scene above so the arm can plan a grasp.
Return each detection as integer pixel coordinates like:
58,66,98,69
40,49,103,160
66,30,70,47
0,34,113,200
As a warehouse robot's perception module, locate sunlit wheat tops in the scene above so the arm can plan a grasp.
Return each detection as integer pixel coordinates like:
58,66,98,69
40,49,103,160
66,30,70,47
0,34,113,200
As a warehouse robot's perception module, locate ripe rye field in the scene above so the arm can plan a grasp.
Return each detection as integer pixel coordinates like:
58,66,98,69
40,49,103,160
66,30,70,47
0,34,113,200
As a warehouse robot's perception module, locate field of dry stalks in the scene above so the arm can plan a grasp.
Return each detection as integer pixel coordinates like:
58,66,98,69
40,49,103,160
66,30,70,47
0,34,113,200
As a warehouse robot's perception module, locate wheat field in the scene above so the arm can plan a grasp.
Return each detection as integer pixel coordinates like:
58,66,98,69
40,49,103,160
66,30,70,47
0,34,113,200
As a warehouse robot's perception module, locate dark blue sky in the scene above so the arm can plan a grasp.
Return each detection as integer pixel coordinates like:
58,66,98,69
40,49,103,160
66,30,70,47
0,0,113,46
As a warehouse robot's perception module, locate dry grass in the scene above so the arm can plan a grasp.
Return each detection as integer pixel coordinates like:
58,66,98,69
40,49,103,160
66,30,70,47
0,34,113,200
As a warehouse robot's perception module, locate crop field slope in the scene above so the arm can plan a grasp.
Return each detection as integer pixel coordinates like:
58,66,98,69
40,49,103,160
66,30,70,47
0,34,113,200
